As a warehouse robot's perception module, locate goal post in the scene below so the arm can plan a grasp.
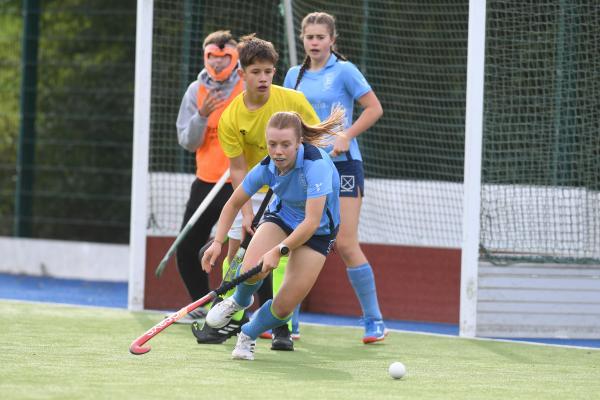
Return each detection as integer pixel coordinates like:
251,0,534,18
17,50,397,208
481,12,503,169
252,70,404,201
128,0,154,311
460,0,487,338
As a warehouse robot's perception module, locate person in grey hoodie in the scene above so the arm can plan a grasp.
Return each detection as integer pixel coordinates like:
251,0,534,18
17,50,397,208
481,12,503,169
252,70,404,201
174,30,248,340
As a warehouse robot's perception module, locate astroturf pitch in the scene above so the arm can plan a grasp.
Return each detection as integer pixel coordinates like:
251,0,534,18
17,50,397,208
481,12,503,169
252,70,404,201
2,300,599,400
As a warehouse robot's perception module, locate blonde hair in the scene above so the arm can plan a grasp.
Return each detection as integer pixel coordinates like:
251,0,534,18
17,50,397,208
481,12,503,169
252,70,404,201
267,107,345,147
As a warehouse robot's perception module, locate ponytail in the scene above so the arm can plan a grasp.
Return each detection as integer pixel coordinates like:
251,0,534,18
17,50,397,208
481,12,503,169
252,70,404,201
267,107,345,148
300,106,345,147
331,49,347,62
294,55,311,90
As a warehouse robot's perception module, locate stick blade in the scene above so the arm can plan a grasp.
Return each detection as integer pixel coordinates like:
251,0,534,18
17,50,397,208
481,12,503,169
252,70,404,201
129,341,151,355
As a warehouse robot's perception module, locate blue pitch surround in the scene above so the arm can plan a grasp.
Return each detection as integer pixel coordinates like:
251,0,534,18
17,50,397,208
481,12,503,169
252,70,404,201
0,273,128,308
0,273,598,349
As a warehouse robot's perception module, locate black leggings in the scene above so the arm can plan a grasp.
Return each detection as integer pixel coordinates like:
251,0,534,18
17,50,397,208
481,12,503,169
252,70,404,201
176,178,232,300
176,178,273,304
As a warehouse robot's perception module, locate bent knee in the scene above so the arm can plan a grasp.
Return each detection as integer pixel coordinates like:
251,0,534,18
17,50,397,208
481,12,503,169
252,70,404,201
335,236,360,258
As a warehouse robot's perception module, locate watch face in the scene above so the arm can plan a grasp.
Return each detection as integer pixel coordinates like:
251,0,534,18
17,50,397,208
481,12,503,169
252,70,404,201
279,245,290,256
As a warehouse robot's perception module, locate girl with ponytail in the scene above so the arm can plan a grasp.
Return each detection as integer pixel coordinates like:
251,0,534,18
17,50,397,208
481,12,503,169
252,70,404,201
201,110,343,361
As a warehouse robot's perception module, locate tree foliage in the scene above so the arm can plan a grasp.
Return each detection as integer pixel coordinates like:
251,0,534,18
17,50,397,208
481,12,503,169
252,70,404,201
1,0,136,242
0,0,22,233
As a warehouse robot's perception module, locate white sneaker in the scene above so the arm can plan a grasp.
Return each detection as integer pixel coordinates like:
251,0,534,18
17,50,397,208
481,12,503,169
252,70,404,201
232,332,256,360
206,297,253,328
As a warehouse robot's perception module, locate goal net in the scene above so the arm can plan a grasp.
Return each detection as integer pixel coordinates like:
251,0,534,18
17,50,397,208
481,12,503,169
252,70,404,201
139,0,599,277
144,0,470,251
481,1,600,263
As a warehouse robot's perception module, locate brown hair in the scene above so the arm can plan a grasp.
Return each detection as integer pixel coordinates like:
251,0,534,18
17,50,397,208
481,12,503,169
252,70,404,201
237,34,279,69
294,12,347,90
203,30,236,49
267,107,345,147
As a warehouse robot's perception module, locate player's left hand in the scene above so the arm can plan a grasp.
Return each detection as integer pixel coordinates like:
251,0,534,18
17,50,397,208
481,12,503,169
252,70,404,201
329,133,350,157
260,247,281,273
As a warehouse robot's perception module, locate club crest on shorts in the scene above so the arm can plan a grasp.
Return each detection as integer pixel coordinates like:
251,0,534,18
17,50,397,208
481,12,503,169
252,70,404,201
340,175,355,192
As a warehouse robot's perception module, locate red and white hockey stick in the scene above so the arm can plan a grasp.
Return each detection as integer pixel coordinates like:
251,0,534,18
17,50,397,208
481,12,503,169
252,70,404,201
129,263,263,355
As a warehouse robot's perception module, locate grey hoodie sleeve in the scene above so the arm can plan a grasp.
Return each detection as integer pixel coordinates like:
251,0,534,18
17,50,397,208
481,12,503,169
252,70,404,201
176,81,208,152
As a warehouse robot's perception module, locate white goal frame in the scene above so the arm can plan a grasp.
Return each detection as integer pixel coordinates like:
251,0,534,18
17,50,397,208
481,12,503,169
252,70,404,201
128,0,154,311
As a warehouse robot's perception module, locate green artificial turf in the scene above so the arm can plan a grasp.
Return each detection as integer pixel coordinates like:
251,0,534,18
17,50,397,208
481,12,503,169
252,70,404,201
1,300,599,400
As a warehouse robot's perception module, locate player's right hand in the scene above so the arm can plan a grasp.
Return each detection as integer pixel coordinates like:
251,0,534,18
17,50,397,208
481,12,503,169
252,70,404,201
201,240,222,273
198,88,224,117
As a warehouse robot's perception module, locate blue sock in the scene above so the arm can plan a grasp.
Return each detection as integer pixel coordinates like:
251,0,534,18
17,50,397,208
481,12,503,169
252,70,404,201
232,279,263,308
242,299,290,339
291,304,300,333
346,263,382,320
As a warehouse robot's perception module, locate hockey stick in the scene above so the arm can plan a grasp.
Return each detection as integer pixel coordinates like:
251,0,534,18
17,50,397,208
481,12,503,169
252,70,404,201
130,190,274,354
155,169,231,277
129,263,264,355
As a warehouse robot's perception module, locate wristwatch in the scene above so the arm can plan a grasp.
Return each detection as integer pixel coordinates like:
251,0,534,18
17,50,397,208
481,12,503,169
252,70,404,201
278,243,290,256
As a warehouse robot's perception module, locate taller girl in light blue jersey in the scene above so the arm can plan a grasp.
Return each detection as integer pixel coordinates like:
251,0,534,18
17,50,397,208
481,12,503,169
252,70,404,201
284,12,387,344
284,49,370,163
201,109,344,361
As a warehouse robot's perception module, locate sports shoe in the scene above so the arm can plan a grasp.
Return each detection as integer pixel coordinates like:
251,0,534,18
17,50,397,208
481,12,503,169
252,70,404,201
206,296,253,328
271,324,294,351
232,332,256,360
173,306,208,325
263,327,300,340
362,318,388,344
191,312,249,344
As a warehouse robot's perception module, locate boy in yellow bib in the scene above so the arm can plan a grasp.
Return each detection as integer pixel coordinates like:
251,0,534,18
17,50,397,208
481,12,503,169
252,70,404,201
213,34,318,351
182,31,271,343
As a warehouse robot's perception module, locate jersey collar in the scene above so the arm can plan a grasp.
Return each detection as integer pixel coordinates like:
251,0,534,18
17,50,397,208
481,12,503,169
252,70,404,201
307,54,337,75
325,53,337,69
